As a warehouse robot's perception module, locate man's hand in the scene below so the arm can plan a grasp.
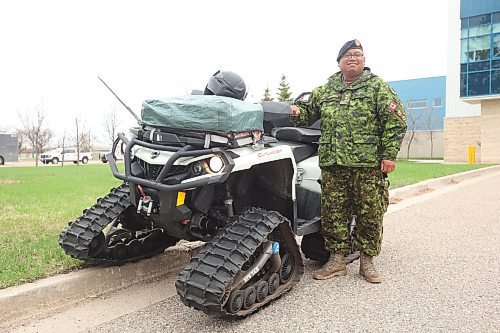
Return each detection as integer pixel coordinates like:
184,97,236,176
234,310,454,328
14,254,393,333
290,105,301,116
380,159,396,174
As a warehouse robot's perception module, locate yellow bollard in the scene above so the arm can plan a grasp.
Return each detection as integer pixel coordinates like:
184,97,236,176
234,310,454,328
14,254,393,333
467,145,475,164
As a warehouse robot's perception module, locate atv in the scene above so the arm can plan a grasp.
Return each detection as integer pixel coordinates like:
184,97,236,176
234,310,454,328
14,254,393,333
59,89,358,318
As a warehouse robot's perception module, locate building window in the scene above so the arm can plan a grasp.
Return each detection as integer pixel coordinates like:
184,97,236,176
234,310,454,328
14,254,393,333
407,100,428,109
471,60,490,71
494,12,500,24
469,36,490,61
460,11,500,97
492,70,500,94
461,39,469,63
461,18,468,29
469,14,490,27
493,11,500,32
433,98,443,107
468,72,490,96
460,74,467,96
494,33,500,58
469,24,490,38
494,22,500,34
469,60,490,71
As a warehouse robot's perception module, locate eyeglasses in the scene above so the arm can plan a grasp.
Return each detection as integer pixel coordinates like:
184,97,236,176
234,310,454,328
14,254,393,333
342,52,364,59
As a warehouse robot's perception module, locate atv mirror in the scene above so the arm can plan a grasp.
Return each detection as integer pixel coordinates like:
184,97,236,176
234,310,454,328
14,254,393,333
294,92,311,104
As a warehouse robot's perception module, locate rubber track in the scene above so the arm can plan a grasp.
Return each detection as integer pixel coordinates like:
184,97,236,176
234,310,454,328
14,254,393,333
58,184,170,265
176,207,304,318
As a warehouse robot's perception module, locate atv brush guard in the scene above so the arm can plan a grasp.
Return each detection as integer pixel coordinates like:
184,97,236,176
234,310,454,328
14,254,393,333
107,132,235,192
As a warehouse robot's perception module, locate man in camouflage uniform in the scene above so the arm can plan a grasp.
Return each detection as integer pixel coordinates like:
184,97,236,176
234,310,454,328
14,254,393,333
291,39,406,283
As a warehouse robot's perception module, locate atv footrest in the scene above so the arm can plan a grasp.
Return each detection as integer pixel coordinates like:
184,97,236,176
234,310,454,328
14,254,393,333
295,217,321,236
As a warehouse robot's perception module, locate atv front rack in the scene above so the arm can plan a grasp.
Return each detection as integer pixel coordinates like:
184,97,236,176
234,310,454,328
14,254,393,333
107,133,234,191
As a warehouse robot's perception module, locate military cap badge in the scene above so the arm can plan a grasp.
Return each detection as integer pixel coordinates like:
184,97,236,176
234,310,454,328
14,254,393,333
337,39,363,62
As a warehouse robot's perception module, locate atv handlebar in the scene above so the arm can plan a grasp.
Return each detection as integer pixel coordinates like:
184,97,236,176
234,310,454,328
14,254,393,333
106,133,235,191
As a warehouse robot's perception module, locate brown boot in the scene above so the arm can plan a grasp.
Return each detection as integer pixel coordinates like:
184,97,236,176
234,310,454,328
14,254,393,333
359,252,382,283
313,252,347,280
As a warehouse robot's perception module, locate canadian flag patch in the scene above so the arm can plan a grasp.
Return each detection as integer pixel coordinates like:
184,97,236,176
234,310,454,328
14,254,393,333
388,101,397,111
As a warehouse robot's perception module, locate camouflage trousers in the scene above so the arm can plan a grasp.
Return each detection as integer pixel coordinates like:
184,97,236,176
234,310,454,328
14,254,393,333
321,165,389,257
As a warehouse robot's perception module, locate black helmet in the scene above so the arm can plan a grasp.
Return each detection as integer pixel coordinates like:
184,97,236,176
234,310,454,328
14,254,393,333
204,70,247,100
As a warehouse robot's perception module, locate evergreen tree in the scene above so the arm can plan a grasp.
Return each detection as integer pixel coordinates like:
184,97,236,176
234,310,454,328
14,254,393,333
277,74,292,102
261,86,274,102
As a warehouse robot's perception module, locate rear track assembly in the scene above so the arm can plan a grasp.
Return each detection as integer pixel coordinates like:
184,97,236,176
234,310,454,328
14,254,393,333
176,207,304,318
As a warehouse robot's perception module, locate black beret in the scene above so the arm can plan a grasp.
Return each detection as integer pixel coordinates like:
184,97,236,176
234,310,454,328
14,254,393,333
336,39,363,62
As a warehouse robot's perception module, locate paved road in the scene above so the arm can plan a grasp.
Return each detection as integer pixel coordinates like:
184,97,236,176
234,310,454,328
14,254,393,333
8,170,500,333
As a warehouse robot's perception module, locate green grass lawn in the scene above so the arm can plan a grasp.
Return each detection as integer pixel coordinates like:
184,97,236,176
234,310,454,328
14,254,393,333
387,160,492,188
0,164,121,288
0,160,494,289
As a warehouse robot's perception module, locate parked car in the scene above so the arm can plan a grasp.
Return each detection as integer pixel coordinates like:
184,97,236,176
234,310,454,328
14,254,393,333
40,147,92,164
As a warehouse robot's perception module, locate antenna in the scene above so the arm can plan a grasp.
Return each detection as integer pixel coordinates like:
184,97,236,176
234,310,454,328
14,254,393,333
97,76,141,124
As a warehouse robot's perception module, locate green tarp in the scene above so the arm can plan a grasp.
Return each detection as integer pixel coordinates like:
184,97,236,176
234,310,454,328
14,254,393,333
141,95,264,134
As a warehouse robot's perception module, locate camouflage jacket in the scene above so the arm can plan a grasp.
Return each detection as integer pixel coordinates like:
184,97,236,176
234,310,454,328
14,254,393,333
295,68,407,168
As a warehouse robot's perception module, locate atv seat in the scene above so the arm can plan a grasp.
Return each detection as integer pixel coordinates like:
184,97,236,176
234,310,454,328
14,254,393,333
272,127,320,144
268,141,317,163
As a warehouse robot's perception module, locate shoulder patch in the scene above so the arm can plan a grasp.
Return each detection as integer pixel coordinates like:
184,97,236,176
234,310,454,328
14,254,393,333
388,101,397,111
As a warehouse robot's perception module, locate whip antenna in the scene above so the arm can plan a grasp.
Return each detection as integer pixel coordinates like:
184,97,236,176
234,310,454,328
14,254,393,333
98,76,141,124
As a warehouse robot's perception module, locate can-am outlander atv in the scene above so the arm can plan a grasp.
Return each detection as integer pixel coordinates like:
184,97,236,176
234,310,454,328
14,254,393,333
59,79,358,318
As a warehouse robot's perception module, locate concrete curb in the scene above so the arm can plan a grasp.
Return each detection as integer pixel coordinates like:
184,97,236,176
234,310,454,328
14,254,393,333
0,241,202,325
389,164,500,201
1,164,499,325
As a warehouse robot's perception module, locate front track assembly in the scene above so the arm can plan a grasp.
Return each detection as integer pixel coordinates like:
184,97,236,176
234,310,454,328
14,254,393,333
58,183,177,266
176,207,304,318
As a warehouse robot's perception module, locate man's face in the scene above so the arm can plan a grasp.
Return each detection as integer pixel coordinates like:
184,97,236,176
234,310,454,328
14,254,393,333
338,48,365,76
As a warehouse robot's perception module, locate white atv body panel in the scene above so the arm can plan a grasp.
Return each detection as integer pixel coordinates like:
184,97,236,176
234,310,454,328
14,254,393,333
132,144,298,200
296,155,321,193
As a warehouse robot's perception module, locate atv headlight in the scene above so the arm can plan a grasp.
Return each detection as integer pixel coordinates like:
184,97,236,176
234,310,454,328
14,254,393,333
208,156,224,173
191,161,203,175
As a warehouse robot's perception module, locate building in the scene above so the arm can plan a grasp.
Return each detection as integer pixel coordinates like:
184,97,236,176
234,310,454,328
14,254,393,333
446,0,500,163
0,133,19,164
389,76,446,158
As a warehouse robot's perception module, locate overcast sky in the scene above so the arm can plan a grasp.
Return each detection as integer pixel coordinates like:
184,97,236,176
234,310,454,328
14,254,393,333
0,0,449,145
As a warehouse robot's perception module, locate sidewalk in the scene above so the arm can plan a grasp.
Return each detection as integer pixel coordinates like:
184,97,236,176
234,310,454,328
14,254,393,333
1,164,499,327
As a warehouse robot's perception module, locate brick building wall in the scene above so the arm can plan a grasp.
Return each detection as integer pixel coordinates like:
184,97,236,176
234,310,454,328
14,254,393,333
481,100,500,163
443,117,481,163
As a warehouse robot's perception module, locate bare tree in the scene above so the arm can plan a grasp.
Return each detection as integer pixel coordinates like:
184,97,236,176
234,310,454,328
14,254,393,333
403,109,420,159
58,131,68,167
422,107,439,158
103,107,120,148
16,129,28,152
73,117,94,165
74,116,85,166
38,128,53,155
81,129,94,152
18,105,53,167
